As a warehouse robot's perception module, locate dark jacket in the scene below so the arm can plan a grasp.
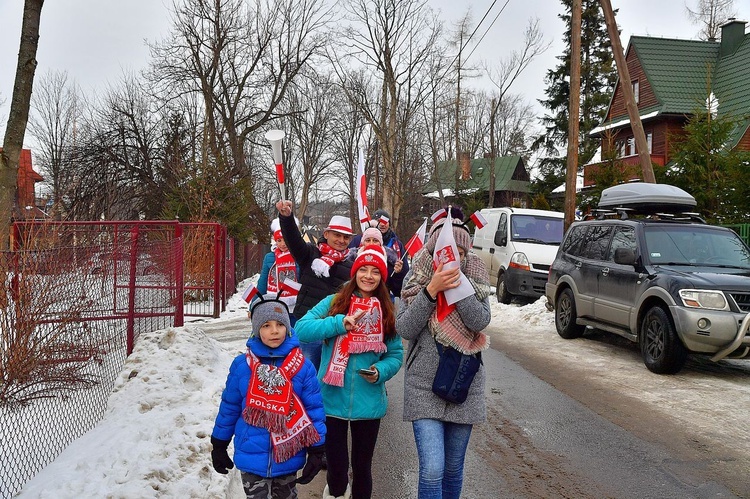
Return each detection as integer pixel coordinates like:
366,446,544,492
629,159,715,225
279,214,354,317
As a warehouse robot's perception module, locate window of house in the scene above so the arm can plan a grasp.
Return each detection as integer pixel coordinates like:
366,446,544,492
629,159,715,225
632,80,640,104
626,137,636,156
646,132,653,154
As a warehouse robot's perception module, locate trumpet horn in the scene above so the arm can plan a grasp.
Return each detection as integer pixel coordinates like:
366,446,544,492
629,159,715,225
265,129,285,185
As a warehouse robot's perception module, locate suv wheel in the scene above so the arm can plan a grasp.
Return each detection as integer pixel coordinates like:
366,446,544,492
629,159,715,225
555,288,585,339
640,306,688,374
496,271,512,304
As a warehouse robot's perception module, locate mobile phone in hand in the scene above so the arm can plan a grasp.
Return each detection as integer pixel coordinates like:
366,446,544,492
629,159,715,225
358,368,377,376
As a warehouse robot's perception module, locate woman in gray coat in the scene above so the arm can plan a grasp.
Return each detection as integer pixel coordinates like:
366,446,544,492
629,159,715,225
396,209,491,499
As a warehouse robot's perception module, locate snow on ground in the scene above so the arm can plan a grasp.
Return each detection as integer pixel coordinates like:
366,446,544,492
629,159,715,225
15,279,750,497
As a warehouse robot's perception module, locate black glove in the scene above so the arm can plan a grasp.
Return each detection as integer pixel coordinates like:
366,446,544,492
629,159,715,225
210,436,234,474
296,445,325,484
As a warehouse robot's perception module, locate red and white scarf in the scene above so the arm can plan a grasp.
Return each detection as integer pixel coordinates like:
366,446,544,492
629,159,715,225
267,249,297,296
311,243,346,277
242,347,321,463
322,296,387,386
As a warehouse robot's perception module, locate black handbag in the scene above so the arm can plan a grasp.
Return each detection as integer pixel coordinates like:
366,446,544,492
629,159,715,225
431,340,482,404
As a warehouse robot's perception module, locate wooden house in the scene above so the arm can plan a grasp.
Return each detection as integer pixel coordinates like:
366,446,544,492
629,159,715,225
422,153,531,212
585,19,750,186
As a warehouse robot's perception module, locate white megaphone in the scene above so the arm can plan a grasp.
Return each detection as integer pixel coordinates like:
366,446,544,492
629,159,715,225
265,129,285,185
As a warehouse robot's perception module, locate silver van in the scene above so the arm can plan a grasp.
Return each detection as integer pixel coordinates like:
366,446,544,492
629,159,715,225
472,207,564,303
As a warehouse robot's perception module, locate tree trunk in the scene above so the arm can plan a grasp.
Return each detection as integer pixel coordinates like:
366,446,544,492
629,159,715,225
1,0,44,250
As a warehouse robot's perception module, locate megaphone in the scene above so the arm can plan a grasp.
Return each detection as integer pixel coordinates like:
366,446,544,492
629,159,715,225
265,129,285,185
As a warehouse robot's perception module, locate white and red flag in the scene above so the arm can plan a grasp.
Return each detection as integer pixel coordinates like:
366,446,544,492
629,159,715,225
279,278,301,296
355,148,370,229
470,210,488,230
404,219,428,257
432,210,475,321
242,283,260,303
430,208,447,224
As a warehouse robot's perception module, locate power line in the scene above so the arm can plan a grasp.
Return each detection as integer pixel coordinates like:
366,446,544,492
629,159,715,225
465,0,512,63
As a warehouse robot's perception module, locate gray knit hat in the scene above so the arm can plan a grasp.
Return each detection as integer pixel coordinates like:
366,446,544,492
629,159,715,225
250,298,292,336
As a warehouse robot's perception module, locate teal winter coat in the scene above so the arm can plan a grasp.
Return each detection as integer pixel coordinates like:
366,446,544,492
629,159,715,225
295,294,404,420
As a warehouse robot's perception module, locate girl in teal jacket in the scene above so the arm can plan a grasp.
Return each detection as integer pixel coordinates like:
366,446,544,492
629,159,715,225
295,245,403,499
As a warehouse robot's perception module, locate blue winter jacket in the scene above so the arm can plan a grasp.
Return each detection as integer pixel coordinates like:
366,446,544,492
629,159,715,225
295,294,404,420
211,333,326,477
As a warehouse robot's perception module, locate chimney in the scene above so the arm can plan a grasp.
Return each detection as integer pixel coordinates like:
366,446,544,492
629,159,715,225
460,152,471,180
720,18,746,58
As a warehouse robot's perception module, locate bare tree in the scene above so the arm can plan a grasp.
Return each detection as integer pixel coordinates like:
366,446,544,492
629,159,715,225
686,0,737,40
485,18,548,206
1,0,44,250
333,0,441,227
28,70,83,219
148,0,331,237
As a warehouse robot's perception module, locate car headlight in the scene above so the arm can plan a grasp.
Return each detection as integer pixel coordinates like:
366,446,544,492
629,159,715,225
679,289,728,311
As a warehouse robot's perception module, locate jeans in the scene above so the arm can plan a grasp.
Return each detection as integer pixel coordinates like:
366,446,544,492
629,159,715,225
412,419,473,499
299,340,322,371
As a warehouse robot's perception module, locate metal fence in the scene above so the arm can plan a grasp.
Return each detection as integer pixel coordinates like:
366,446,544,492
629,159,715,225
0,220,232,497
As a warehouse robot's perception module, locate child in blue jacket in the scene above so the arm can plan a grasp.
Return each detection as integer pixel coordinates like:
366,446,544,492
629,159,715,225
295,245,404,499
211,298,326,498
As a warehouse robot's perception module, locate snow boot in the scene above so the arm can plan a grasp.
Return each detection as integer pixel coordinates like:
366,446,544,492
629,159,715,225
322,484,351,499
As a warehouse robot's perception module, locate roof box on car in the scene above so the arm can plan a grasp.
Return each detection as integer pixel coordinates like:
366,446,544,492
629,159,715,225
598,183,697,213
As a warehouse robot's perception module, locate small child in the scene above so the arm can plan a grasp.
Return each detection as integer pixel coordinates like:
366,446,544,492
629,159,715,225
248,218,300,319
212,298,326,499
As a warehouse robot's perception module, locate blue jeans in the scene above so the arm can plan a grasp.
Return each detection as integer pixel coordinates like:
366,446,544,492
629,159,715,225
412,419,473,499
299,340,322,371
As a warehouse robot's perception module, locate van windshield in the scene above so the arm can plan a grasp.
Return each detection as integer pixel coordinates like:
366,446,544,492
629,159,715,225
644,225,750,268
510,215,564,244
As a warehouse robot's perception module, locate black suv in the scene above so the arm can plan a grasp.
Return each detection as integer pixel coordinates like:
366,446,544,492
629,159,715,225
545,183,750,374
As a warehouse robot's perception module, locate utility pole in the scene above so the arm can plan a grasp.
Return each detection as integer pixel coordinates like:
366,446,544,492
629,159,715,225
489,98,497,208
565,0,582,230
600,0,656,183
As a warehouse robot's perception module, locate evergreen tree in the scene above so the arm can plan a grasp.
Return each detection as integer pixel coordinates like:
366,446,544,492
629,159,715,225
532,0,617,204
659,104,750,224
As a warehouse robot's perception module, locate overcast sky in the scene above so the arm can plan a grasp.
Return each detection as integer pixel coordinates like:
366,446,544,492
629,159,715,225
0,0,731,148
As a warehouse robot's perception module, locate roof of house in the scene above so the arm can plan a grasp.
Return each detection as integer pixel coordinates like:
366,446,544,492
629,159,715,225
422,156,530,195
600,25,750,148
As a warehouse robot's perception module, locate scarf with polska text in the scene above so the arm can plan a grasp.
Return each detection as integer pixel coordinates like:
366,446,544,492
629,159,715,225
242,347,320,463
323,296,386,386
311,243,346,277
267,248,297,296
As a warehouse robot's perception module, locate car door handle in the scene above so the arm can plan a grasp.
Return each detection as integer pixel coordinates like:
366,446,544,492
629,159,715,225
601,267,610,276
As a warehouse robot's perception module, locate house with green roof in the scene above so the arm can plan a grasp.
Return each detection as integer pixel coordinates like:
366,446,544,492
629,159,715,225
421,153,531,210
586,19,750,186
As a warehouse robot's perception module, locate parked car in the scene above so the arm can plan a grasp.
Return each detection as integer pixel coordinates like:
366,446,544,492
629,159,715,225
473,207,564,303
545,183,750,374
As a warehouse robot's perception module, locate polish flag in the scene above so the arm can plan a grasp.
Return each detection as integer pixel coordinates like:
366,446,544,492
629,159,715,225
432,209,475,321
430,208,447,224
356,149,370,228
470,211,488,230
378,215,389,225
242,283,259,303
404,219,428,257
279,278,302,296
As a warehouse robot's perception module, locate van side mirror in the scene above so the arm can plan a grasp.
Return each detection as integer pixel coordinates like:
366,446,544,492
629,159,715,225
494,229,507,247
613,248,636,266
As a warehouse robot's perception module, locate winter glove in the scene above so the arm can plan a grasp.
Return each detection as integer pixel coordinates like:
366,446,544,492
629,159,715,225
210,436,234,474
296,445,326,484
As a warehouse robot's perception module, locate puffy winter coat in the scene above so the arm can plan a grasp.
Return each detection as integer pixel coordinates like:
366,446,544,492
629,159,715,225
295,294,404,420
212,334,326,477
279,214,353,317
